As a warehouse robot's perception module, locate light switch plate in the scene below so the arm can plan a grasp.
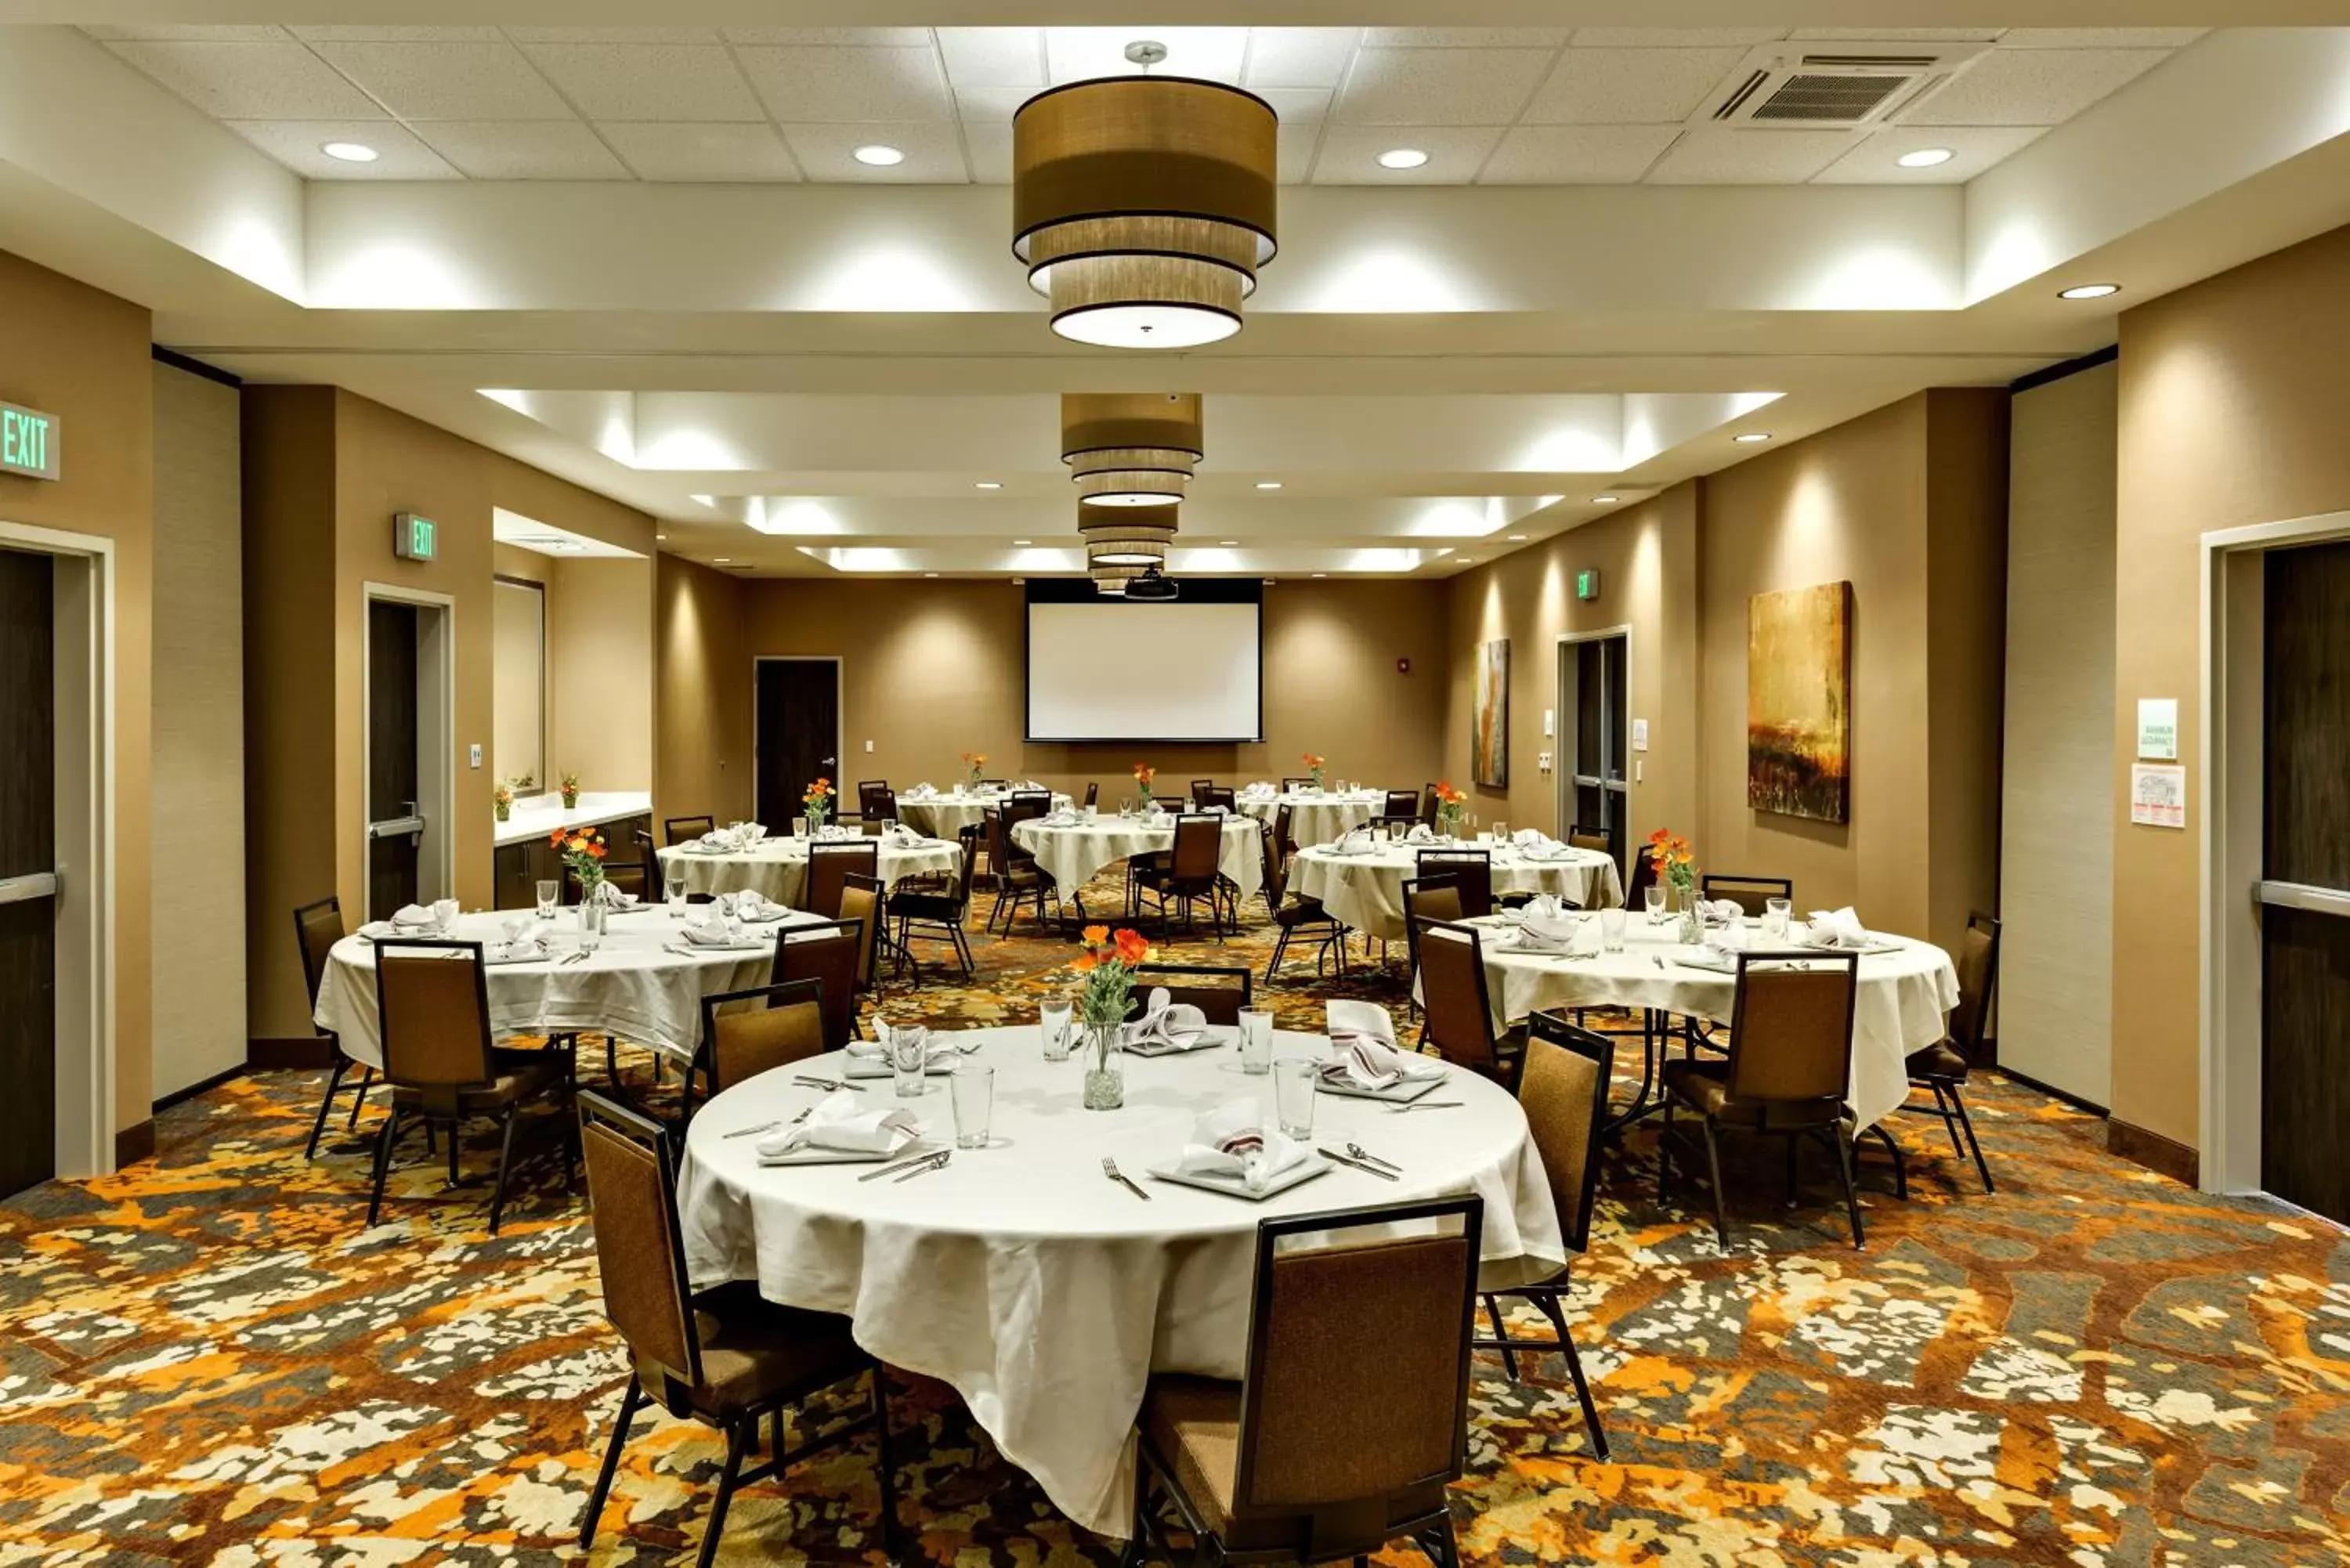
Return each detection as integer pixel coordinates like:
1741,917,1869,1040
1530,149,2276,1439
1636,759,1644,783
1542,708,1555,738
865,739,875,753
468,743,483,768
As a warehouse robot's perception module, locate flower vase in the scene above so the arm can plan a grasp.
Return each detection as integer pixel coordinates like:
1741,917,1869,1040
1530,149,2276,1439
1081,1021,1124,1111
1676,884,1702,945
1311,771,1325,793
578,889,606,939
561,788,579,810
495,800,511,822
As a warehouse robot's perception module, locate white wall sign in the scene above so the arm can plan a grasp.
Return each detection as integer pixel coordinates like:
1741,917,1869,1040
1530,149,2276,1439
1632,717,1649,752
2131,763,2186,828
2136,697,2178,760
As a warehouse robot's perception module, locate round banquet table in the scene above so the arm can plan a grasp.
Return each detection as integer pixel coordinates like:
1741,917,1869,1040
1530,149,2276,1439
895,789,1071,840
675,1024,1562,1537
1289,839,1625,941
1011,813,1264,905
656,833,960,907
1463,913,1959,1129
312,905,819,1070
1236,789,1384,847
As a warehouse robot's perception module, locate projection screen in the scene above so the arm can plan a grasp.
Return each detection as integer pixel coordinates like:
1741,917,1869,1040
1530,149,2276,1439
1025,595,1263,742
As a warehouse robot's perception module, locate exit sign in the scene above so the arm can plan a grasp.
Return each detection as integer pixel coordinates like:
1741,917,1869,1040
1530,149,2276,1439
1575,568,1602,602
393,511,437,561
0,400,60,481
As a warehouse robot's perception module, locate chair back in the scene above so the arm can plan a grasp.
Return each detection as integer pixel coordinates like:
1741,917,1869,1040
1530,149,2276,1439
1188,779,1216,804
664,815,715,846
1261,814,1289,898
293,895,345,1017
1520,1013,1615,1252
1228,1198,1483,1547
576,861,648,903
1083,782,1100,807
1567,823,1611,857
1170,814,1224,883
1418,784,1441,826
1383,789,1419,818
1415,848,1492,918
1622,844,1658,910
857,779,892,818
1401,875,1462,995
699,978,827,1095
1413,919,1504,1076
1701,874,1793,918
772,919,863,1050
840,873,884,990
804,840,878,919
373,939,497,1111
1131,963,1253,1026
577,1091,703,1399
1726,952,1860,1118
943,822,985,912
998,796,1048,868
1947,912,2003,1064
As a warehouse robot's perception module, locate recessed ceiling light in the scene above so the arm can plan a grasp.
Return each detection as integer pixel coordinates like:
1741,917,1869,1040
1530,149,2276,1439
713,557,732,563
1508,534,1528,542
1220,540,1238,547
1896,146,1955,168
1590,496,1618,504
853,144,906,167
1012,538,1032,546
1734,432,1773,443
321,141,378,163
1376,148,1429,170
2059,283,2121,300
1255,481,1282,490
1264,578,1277,585
974,480,1002,490
925,571,938,577
1312,572,1327,578
655,533,667,540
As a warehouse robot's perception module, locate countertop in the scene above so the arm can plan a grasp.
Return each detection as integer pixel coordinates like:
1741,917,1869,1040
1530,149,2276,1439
493,791,654,849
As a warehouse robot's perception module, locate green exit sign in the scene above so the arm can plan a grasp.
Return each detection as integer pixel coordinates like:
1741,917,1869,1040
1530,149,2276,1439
393,511,437,561
1575,568,1602,602
0,400,60,482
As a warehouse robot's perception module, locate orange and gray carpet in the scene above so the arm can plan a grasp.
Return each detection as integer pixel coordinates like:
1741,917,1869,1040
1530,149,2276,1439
3,894,2346,1564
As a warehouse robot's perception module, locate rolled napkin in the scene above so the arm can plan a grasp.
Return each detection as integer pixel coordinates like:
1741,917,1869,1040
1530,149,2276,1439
1702,898,1745,923
718,889,790,922
1804,906,1871,948
1406,822,1436,844
493,917,551,961
681,906,750,947
881,822,927,848
1326,999,1398,1051
757,1091,920,1158
1121,988,1211,1050
1173,1100,1309,1193
1321,1031,1446,1090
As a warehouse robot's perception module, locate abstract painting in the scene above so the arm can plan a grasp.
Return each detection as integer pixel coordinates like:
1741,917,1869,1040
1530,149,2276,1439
1473,638,1509,788
1747,582,1852,823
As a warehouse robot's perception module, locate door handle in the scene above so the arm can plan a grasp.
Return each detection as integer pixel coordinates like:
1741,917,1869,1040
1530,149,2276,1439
0,871,60,906
2256,880,2350,918
368,816,427,840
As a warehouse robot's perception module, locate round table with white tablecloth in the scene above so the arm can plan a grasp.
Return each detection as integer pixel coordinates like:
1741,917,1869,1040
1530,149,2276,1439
895,789,1071,841
1236,789,1385,847
656,833,960,907
1289,839,1624,941
1011,812,1264,905
675,1024,1561,1537
312,905,820,1070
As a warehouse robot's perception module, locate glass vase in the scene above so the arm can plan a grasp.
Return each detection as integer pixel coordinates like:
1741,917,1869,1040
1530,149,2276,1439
1081,1021,1124,1111
1676,883,1702,945
577,891,606,939
494,800,511,822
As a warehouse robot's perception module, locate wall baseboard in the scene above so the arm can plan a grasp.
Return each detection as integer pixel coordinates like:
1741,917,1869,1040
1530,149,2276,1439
114,1120,155,1168
2107,1118,2198,1186
249,1036,336,1070
154,1064,248,1113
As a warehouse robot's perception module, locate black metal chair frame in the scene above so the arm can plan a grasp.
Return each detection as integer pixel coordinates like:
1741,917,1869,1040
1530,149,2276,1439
1880,910,2003,1194
294,894,380,1159
1130,962,1254,1024
1133,814,1231,939
1261,815,1348,985
1700,873,1795,917
891,822,982,981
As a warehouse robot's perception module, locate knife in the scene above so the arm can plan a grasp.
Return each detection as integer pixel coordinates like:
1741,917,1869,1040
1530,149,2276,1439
856,1147,942,1182
1318,1147,1400,1182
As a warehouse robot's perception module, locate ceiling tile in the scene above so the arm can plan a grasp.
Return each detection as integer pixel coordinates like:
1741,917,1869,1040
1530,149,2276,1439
1999,28,2208,49
1521,46,1744,125
723,28,933,46
1812,125,2047,183
104,41,386,120
951,85,1033,124
82,24,287,42
1642,127,1854,184
1907,48,2169,127
1256,88,1333,123
1362,29,1570,48
602,122,801,181
1334,48,1555,126
518,43,764,121
287,26,505,42
1572,28,1787,48
308,40,576,121
1788,28,2003,42
503,27,722,45
1309,125,1502,184
736,46,955,123
936,28,1046,89
964,122,1013,184
1044,28,1249,85
412,121,629,179
1278,121,1324,184
1480,124,1680,184
223,119,461,179
1242,28,1360,89
783,122,968,182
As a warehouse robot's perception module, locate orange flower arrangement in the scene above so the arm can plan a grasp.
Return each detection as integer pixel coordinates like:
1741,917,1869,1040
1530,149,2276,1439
1647,828,1699,899
1301,752,1327,789
1132,762,1156,803
1074,923,1154,1032
803,776,836,832
553,825,609,894
1432,780,1467,836
961,750,987,788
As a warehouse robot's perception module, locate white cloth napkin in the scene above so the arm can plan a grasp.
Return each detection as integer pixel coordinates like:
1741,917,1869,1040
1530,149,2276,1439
1199,804,1230,817
906,783,938,799
493,918,550,960
1321,1030,1444,1090
1146,811,1176,829
1173,1100,1310,1193
389,903,440,931
1242,782,1275,800
1041,808,1081,828
682,907,750,947
757,1091,920,1158
718,889,790,922
1804,907,1871,948
1326,999,1397,1051
1406,822,1435,844
598,885,642,910
881,822,927,848
1515,901,1585,953
848,1021,960,1069
1702,898,1746,923
1329,826,1375,855
1121,988,1211,1050
1706,921,1754,958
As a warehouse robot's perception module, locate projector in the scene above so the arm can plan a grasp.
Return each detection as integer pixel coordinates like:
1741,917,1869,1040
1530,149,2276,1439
1123,565,1179,601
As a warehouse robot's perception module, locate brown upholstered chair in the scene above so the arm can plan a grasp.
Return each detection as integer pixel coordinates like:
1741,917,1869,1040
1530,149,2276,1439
1418,783,1441,826
855,779,893,821
1130,963,1253,1026
890,822,982,980
573,1092,895,1568
1198,785,1238,813
1131,1197,1484,1568
772,919,864,1051
804,840,877,921
1473,1013,1614,1457
1412,919,1524,1082
1188,778,1217,804
1658,951,1864,1249
294,894,375,1159
665,815,716,846
1415,848,1493,919
1263,817,1348,983
839,873,884,992
1382,788,1420,819
366,938,577,1234
1898,911,2002,1192
1567,823,1612,857
692,978,827,1110
985,807,1054,933
1133,814,1228,938
1399,875,1463,1012
1622,843,1658,911
1700,873,1793,918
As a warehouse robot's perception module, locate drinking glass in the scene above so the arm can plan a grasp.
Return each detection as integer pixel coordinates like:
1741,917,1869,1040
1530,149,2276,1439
1600,907,1628,953
1118,797,1134,818
889,1024,931,1097
663,864,687,908
951,1064,994,1150
1644,885,1668,923
1274,1057,1318,1139
790,815,808,839
1764,897,1793,938
535,880,559,921
1039,1000,1073,1062
1492,820,1509,845
1238,1008,1274,1075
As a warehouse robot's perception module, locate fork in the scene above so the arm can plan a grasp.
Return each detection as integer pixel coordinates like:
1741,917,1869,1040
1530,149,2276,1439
1385,1100,1462,1115
1102,1157,1152,1201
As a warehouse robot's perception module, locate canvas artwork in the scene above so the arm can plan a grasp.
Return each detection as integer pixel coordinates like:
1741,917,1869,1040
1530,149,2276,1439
1747,582,1852,823
1473,638,1509,788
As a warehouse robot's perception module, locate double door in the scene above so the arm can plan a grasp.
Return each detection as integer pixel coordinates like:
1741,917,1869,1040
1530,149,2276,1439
1561,633,1629,876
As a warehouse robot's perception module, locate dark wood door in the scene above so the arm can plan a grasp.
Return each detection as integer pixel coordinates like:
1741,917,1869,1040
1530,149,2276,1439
1568,635,1630,876
0,548,57,1200
755,659,839,829
2261,540,2350,1224
367,599,421,918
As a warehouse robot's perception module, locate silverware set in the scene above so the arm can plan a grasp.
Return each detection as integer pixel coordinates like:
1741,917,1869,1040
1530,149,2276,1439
792,1075,865,1093
1318,1146,1398,1180
859,1147,949,1183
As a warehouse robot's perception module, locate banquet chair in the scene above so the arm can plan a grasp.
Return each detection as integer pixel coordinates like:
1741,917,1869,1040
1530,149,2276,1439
1197,785,1238,813
856,779,891,818
1473,1013,1614,1457
1413,919,1525,1082
985,807,1055,934
1416,848,1494,918
804,840,877,921
366,938,579,1235
1130,1195,1484,1568
1271,802,1300,862
691,978,827,1114
1658,951,1864,1250
1133,815,1228,938
573,1092,897,1568
1567,823,1612,857
1700,873,1794,918
839,873,884,992
1419,784,1441,826
1262,818,1349,984
1383,788,1420,819
1083,782,1100,807
666,815,716,846
859,786,899,835
1130,963,1253,1026
1188,778,1217,804
771,919,866,1052
891,823,982,981
1008,789,1054,814
1400,875,1464,1013
1622,844,1658,910
295,894,376,1158
1894,911,2003,1193
571,859,649,905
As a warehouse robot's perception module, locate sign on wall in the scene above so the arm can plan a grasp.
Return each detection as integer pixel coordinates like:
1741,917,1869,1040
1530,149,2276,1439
393,511,438,562
2136,697,2178,760
0,399,60,481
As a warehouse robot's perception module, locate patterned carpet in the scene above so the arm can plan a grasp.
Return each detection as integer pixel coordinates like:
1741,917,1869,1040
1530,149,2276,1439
3,885,2347,1566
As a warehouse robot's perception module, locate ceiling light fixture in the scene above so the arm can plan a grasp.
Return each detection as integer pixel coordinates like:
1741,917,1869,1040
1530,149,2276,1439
1255,481,1282,490
1063,392,1201,508
1896,146,1954,168
1220,540,1238,547
1376,147,1429,170
1508,534,1528,542
1734,432,1773,443
321,141,378,163
1590,495,1618,504
1012,538,1032,546
1013,46,1278,349
853,144,906,167
713,557,732,563
974,480,1002,490
1311,572,1327,578
2059,283,2121,300
925,571,939,577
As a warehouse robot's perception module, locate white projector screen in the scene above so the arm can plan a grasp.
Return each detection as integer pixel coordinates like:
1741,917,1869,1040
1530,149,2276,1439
1027,598,1263,741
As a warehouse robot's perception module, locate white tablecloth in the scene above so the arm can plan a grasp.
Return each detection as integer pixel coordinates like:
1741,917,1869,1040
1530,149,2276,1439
656,835,960,907
1467,916,1959,1129
676,1024,1560,1537
313,906,822,1069
1237,790,1385,848
895,790,1071,840
1011,815,1264,905
1289,840,1624,941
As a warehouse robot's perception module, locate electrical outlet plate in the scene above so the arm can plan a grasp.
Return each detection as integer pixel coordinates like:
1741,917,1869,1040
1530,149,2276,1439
468,743,483,768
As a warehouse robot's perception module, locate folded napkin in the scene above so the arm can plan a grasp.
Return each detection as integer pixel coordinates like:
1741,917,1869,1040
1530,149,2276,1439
1321,1031,1446,1090
1804,906,1871,948
1146,811,1176,829
1702,898,1746,923
718,889,790,922
1198,804,1230,818
848,1019,960,1070
880,822,927,848
1173,1100,1310,1193
1041,808,1082,828
1328,826,1376,855
1242,782,1276,800
598,884,642,911
1511,827,1549,851
492,917,551,961
1121,988,1211,1050
1705,921,1754,959
1515,904,1588,954
681,907,750,947
905,782,938,800
1406,822,1436,844
1326,999,1398,1051
757,1091,920,1158
389,902,442,931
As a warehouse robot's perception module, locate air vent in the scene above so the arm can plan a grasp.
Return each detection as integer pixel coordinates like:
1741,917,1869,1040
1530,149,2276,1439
1702,42,1987,130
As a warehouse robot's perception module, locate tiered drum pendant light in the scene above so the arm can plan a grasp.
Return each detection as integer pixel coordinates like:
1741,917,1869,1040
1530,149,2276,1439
1012,42,1279,349
1085,500,1175,594
1062,392,1200,508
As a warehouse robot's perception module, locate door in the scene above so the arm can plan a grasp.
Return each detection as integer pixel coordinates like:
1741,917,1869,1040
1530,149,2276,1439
0,548,57,1199
2259,540,2350,1224
755,659,840,829
367,599,421,918
1562,634,1630,877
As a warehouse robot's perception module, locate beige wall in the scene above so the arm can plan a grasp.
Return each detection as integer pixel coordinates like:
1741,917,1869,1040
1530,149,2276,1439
656,554,752,828
548,556,654,793
491,577,545,788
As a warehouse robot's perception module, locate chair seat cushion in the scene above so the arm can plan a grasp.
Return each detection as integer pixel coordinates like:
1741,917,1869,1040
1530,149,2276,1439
1273,899,1332,927
688,1281,872,1418
1661,1058,1838,1129
1907,1041,1969,1081
890,891,962,922
392,1056,562,1114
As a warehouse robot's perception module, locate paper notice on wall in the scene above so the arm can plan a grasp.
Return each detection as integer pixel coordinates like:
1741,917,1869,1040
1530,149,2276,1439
2130,764,2186,829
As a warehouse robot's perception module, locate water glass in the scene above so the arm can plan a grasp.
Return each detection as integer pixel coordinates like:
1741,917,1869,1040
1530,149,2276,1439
951,1064,994,1150
1238,1008,1274,1075
1493,820,1509,844
1600,907,1628,953
888,1024,931,1098
790,816,808,839
1118,797,1134,818
1764,897,1793,938
1274,1057,1318,1139
1039,1000,1073,1062
535,880,559,921
663,864,687,908
1644,885,1668,923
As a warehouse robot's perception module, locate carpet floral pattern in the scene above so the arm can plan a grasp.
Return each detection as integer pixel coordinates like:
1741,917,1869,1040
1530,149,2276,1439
2,887,2346,1565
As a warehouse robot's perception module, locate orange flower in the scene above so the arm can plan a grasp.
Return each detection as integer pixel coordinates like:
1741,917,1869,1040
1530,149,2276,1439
1133,763,1155,782
1114,927,1150,965
1081,923,1109,946
589,843,607,860
1073,952,1098,973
